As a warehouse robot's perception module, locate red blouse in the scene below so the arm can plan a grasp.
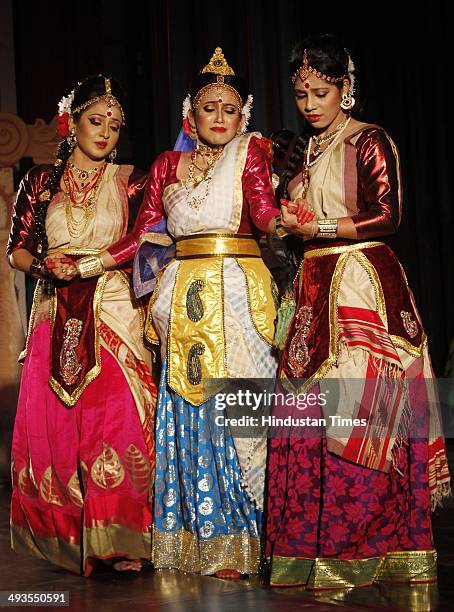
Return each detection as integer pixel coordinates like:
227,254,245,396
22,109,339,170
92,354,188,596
108,135,280,264
350,127,402,240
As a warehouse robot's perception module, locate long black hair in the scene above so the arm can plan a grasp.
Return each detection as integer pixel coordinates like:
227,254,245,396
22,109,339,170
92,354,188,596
278,33,358,200
33,75,126,258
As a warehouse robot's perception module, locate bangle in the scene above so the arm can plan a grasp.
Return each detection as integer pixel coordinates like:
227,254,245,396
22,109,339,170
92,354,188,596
29,258,49,280
275,214,289,238
77,255,105,278
317,218,338,239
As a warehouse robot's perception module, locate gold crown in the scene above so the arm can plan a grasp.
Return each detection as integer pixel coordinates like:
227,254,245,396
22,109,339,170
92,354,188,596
201,47,235,76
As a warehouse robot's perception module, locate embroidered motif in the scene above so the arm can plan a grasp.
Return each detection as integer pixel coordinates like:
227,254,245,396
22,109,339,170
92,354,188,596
400,310,418,338
124,444,151,497
67,471,83,507
91,443,125,489
18,466,38,498
39,466,67,506
288,305,313,378
187,342,205,385
59,318,83,385
186,279,204,322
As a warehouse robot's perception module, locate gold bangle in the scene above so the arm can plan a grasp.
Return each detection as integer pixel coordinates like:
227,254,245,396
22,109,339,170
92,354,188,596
317,218,338,239
77,255,105,278
275,214,289,238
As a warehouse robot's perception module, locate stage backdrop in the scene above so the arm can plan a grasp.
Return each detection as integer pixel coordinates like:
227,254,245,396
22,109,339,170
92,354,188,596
10,0,453,376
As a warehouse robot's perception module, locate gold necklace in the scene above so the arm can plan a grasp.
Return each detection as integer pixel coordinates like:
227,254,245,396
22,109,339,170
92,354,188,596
184,144,224,211
68,159,104,186
63,164,107,239
312,119,349,155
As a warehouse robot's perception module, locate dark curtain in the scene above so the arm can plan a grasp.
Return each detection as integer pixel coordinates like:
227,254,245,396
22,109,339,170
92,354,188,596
12,0,453,373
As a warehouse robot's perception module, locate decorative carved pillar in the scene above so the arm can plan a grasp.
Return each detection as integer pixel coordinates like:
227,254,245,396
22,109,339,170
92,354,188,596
0,112,59,479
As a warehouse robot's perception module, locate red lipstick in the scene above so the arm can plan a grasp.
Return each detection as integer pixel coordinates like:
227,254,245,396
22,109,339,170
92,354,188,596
95,142,107,149
210,127,227,133
307,115,321,123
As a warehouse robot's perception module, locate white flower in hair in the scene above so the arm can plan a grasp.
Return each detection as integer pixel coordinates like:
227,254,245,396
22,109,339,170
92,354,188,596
57,89,75,116
346,53,355,95
182,93,192,118
241,94,253,133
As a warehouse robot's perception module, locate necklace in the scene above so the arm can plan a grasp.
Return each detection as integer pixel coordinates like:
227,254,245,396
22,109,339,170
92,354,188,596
184,143,224,211
301,117,351,198
63,163,107,238
312,119,349,155
68,159,104,187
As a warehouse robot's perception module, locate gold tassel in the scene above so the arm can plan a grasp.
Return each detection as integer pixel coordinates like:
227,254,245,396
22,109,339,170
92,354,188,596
273,291,296,350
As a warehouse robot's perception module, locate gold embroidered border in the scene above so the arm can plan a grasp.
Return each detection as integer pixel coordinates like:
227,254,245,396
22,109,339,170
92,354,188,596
48,273,108,406
270,549,437,589
152,527,260,575
18,279,43,363
84,523,151,561
232,133,254,229
303,241,384,259
11,522,152,573
376,549,437,583
236,258,277,347
11,524,81,573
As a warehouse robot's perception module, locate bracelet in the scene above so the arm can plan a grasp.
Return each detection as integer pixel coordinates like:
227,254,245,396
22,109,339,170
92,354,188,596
29,258,50,280
275,214,289,238
76,255,105,278
317,218,338,239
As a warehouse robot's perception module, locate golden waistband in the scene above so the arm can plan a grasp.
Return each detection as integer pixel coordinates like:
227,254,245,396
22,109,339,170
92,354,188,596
304,241,385,259
47,247,101,256
175,234,261,259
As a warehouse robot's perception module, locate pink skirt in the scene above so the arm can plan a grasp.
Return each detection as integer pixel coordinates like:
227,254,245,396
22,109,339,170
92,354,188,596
10,321,154,574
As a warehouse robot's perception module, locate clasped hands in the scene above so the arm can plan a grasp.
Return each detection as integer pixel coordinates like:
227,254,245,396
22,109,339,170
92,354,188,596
280,197,317,237
44,253,78,281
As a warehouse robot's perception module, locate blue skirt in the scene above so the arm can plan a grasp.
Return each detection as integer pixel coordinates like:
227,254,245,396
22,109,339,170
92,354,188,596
152,359,261,574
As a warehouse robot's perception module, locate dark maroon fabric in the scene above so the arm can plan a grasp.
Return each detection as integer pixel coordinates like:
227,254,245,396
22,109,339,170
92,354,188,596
351,128,401,239
281,243,423,382
6,165,53,257
51,276,99,401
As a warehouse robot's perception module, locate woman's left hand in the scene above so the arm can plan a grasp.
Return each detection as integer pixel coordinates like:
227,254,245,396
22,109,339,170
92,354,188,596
281,205,317,238
281,198,315,225
45,253,79,281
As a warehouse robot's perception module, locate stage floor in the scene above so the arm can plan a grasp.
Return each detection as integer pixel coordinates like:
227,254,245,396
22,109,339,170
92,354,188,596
0,488,453,611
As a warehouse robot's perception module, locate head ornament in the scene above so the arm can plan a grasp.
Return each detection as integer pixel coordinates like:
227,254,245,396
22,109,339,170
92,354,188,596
182,47,253,134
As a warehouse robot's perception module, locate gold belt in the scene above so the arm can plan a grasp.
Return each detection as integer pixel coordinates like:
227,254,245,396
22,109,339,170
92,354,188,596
175,234,261,259
304,241,385,259
47,247,101,256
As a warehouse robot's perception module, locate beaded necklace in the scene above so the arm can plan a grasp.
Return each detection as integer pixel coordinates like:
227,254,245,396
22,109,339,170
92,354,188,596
62,162,107,238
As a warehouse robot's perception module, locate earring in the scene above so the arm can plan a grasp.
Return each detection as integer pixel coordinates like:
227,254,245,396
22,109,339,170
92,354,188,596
66,130,77,148
340,92,355,111
109,148,117,162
